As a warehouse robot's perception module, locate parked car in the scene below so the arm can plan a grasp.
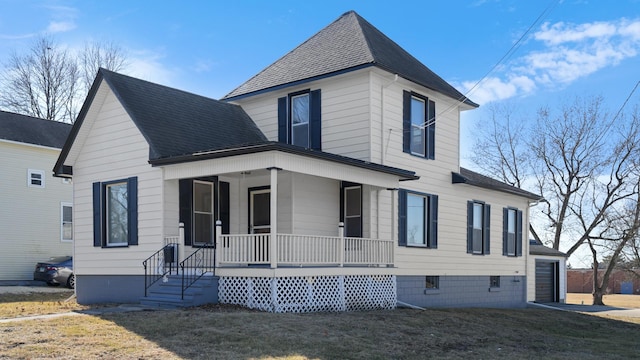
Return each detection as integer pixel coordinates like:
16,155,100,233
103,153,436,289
33,256,74,289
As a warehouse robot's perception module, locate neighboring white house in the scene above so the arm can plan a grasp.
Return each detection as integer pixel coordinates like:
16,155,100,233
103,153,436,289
0,111,72,282
54,11,542,311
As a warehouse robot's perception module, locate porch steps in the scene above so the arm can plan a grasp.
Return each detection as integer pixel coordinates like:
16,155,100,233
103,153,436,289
140,275,219,309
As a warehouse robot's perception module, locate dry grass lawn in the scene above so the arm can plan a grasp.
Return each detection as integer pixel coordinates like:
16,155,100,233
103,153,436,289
1,293,639,359
566,293,640,308
0,290,87,319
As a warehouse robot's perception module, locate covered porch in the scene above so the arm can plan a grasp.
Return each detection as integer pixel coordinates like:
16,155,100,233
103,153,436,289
157,147,417,273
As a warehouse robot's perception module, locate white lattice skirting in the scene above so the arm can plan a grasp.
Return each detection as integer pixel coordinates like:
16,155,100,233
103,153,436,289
219,275,396,313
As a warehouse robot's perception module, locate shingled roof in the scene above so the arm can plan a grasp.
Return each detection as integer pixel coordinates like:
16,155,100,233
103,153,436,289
60,68,268,165
452,167,543,200
223,10,478,107
530,239,567,257
0,110,71,149
55,69,418,181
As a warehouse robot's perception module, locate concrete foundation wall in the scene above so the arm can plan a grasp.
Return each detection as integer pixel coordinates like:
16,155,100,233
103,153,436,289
397,275,527,308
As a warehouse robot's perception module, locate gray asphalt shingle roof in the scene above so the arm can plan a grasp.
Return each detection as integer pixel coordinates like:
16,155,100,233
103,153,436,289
530,239,567,257
223,10,478,107
0,110,71,149
99,68,268,160
453,167,543,200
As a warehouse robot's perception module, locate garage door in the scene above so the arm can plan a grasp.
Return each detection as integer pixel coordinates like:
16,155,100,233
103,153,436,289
535,260,557,302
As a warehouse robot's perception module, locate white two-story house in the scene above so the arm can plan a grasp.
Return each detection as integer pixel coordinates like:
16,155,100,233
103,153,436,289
54,11,541,311
0,111,72,282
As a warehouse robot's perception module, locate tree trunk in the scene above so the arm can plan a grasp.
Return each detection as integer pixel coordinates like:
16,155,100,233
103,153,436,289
589,240,606,305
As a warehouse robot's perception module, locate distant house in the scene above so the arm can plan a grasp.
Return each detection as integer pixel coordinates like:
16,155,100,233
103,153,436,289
54,11,543,311
0,111,72,282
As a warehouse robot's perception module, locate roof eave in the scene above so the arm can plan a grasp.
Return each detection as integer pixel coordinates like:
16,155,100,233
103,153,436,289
149,142,419,181
451,171,543,200
222,64,375,102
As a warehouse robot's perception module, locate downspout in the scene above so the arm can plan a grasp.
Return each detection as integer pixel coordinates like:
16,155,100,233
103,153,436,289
380,73,398,166
525,199,540,302
379,74,398,239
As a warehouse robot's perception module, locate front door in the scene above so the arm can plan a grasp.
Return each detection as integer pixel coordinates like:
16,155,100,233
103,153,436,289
250,188,270,234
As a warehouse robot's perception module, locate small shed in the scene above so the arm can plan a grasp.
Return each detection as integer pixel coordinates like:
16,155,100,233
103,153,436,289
528,239,567,303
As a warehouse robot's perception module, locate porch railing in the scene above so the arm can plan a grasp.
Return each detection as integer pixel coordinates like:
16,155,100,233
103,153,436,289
218,234,394,267
142,243,179,297
179,245,215,299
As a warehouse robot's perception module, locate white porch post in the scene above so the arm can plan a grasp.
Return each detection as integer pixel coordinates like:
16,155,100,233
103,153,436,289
269,167,279,269
338,222,345,267
215,220,222,268
178,222,184,264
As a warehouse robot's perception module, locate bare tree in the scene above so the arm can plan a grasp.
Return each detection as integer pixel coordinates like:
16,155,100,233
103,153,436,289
0,36,128,123
80,40,128,92
472,96,640,305
0,36,79,123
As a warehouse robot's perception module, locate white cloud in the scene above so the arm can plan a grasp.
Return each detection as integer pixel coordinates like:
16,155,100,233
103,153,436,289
462,18,640,105
46,21,76,33
126,49,178,86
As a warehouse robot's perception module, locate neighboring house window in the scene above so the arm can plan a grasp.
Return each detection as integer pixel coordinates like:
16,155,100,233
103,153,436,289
61,203,73,242
92,177,138,247
490,276,501,288
278,89,322,150
341,182,362,238
403,91,435,159
398,189,438,248
503,207,523,257
425,276,439,289
179,178,230,246
467,201,490,255
28,169,45,188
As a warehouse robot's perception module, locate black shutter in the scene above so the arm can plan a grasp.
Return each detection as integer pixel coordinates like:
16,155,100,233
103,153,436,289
277,96,287,143
93,182,102,247
219,181,230,235
467,201,474,253
402,91,411,154
398,189,407,246
503,208,509,256
127,177,138,245
310,89,322,150
516,210,523,257
339,182,345,223
483,204,491,254
428,194,438,248
179,179,193,246
427,99,436,159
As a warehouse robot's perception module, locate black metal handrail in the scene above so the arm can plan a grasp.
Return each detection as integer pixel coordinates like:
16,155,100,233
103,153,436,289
180,245,215,299
143,243,179,297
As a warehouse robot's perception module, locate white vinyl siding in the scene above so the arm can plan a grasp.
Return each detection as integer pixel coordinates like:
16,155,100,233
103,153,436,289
70,85,164,276
234,69,372,161
0,141,72,280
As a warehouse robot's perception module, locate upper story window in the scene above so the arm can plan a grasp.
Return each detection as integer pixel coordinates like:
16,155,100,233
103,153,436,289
28,169,45,188
278,89,322,150
403,91,435,159
503,207,523,257
467,200,490,255
398,189,438,248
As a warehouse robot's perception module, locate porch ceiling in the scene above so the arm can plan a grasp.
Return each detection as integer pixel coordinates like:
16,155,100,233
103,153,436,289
159,149,413,188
